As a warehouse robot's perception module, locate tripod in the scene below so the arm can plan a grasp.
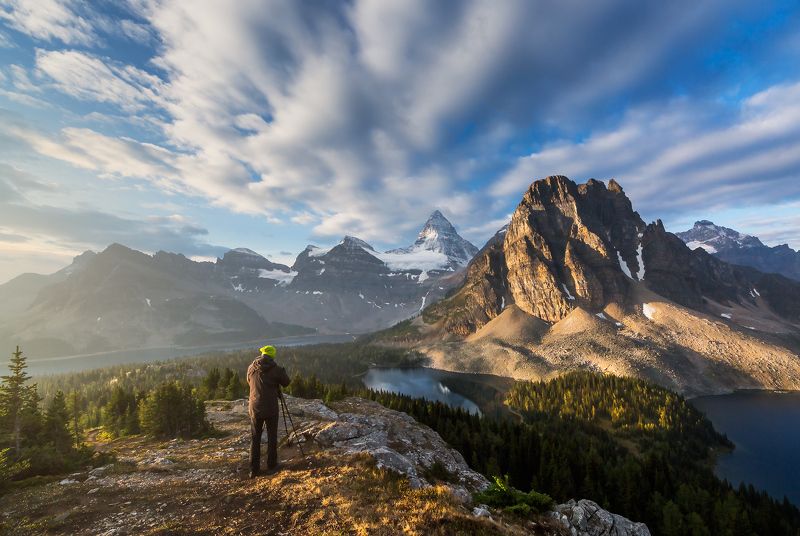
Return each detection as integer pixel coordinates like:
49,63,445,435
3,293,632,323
278,390,306,459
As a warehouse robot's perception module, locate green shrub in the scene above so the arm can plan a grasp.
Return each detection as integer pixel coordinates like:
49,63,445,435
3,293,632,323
474,475,554,516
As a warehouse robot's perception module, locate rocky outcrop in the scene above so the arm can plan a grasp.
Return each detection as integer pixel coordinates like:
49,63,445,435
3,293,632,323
504,177,644,322
552,499,651,536
275,395,489,498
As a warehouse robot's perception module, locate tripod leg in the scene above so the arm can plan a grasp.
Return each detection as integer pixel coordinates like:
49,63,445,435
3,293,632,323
279,396,292,445
283,397,306,458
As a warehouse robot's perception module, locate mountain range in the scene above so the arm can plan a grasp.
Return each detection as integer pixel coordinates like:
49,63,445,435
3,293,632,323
0,211,477,358
4,177,800,396
399,176,800,396
677,220,800,282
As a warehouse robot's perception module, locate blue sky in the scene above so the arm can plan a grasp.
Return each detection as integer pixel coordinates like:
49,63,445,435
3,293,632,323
1,0,800,283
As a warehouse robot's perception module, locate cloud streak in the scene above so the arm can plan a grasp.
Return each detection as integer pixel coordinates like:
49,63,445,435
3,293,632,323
494,82,800,221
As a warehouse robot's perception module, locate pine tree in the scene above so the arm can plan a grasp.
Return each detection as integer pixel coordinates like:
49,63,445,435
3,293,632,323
0,346,39,455
67,390,83,448
42,391,72,454
139,382,209,439
225,371,244,400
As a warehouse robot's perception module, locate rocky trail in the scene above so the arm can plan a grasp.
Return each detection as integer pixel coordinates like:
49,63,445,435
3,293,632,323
1,396,648,535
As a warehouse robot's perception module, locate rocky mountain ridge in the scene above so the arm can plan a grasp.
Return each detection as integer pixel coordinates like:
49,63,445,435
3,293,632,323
677,220,800,282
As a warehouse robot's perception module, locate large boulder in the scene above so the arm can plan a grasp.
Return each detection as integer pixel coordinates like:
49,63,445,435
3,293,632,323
283,395,489,498
551,499,651,536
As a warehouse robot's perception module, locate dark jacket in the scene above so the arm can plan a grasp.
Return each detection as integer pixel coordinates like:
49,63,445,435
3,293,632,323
247,355,291,418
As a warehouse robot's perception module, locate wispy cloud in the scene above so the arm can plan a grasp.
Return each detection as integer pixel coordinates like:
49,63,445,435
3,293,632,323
0,0,95,45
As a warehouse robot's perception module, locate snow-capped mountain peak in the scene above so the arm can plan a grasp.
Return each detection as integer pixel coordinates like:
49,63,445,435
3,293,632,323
388,210,478,269
677,220,763,253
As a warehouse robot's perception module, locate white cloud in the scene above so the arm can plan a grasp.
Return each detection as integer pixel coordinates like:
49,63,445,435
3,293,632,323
118,19,152,44
0,0,95,45
34,49,164,112
7,63,37,92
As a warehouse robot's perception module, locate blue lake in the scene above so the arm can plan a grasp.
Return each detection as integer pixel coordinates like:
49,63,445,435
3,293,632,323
362,367,483,415
691,391,800,505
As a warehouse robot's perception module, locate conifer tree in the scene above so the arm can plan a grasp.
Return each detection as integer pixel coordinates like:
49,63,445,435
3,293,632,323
0,346,39,455
225,371,244,399
43,391,72,454
67,390,83,448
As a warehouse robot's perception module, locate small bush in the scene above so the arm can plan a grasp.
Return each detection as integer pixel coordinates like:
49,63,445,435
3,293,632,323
473,475,554,516
422,460,457,483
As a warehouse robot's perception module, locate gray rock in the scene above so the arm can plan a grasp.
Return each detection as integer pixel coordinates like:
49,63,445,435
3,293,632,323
472,504,491,518
279,395,489,496
89,464,113,477
551,499,651,536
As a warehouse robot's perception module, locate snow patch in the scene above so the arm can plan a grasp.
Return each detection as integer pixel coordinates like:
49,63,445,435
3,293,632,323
257,268,298,285
312,291,323,295
635,243,645,281
308,246,330,257
720,313,732,319
232,283,245,292
230,248,262,256
616,251,633,279
373,249,450,272
358,293,365,300
417,270,429,284
501,296,505,310
642,303,656,320
595,312,607,320
686,241,718,254
145,298,151,307
419,295,427,312
561,284,576,301
752,288,760,297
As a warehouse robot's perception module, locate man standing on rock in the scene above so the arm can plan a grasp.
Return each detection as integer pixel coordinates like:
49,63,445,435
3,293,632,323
247,345,290,478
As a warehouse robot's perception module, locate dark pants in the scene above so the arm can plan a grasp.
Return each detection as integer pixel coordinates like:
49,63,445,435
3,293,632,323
250,414,279,472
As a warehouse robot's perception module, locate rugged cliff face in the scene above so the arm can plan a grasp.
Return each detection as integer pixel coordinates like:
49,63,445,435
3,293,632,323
504,177,645,322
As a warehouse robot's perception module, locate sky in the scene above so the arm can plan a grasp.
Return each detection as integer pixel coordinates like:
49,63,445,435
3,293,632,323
1,0,800,284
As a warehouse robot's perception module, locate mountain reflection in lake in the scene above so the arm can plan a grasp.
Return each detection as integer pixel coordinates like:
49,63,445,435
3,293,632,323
363,367,482,415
